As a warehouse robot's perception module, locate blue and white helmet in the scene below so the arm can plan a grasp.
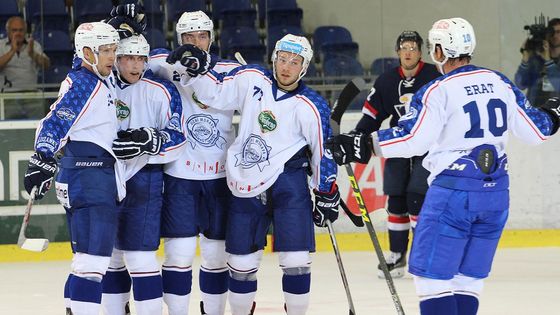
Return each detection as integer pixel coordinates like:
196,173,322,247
116,34,150,81
271,34,314,82
428,17,476,69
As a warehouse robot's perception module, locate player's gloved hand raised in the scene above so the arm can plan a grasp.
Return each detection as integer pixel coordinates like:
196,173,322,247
112,127,163,160
313,184,340,227
24,153,57,200
105,15,145,39
110,3,146,31
166,44,213,77
538,97,560,135
325,132,373,165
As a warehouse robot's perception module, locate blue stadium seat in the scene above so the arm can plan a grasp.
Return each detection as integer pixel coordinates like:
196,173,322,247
145,28,168,49
74,1,114,25
167,0,206,24
221,9,256,28
258,0,298,25
33,29,73,67
43,65,71,84
220,26,265,63
212,0,253,22
26,0,70,32
267,25,303,57
0,0,20,32
266,8,302,27
370,57,399,75
323,55,364,84
313,26,359,60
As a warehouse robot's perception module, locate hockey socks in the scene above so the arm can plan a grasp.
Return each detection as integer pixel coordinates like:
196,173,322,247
420,295,457,315
69,275,104,315
64,273,73,310
162,268,192,314
228,273,257,315
130,273,163,315
102,267,131,315
282,273,311,315
455,294,479,315
199,267,229,315
387,214,411,253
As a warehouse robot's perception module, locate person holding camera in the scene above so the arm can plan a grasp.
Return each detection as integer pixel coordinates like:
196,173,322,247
515,18,560,105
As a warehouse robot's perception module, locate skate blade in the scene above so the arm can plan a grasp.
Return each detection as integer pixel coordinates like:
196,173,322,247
377,267,405,279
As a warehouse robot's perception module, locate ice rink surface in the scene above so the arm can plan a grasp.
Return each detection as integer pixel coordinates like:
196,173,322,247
1,248,559,315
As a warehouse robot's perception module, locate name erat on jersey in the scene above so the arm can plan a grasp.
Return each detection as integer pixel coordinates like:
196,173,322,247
34,65,127,199
148,48,240,179
114,69,187,180
374,64,555,184
186,64,337,197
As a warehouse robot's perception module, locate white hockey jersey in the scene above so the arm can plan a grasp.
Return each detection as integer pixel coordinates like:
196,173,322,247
187,65,338,198
373,64,555,184
148,49,239,179
35,67,127,200
114,70,187,180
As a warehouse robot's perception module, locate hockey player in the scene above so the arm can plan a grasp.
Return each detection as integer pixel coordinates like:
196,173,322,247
23,22,125,315
326,17,560,315
166,34,339,315
354,31,440,278
101,34,186,315
148,11,240,315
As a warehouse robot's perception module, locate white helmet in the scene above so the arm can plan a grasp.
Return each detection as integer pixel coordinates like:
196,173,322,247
75,22,119,61
428,17,476,70
176,11,214,49
117,34,150,58
74,22,119,78
271,34,313,82
116,35,150,82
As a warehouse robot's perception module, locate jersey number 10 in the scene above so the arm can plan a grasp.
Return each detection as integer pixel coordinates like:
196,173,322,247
463,99,507,138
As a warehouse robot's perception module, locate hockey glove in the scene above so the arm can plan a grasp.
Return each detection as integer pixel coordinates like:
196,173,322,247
112,127,163,160
538,97,560,135
105,15,145,39
24,153,57,200
325,132,373,165
166,44,213,77
110,3,146,31
313,184,340,227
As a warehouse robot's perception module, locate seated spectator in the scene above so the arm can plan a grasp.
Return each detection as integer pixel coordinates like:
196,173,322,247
0,16,50,118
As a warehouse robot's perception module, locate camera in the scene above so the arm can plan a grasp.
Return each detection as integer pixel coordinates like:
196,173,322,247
523,14,551,53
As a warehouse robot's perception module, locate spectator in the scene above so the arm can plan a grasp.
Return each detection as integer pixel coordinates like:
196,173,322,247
0,16,50,119
515,18,560,105
0,16,50,92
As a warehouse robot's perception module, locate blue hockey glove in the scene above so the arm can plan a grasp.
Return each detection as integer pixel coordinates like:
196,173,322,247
325,132,373,165
313,184,340,227
166,44,213,77
538,97,560,135
112,127,163,160
24,153,57,200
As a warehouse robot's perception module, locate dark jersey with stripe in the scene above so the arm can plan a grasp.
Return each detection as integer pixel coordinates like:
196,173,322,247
356,61,441,133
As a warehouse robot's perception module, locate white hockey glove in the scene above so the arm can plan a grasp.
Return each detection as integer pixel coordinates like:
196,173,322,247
112,127,163,160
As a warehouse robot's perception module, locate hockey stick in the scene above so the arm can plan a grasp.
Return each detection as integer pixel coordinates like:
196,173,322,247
341,199,364,227
326,220,356,315
17,187,49,252
234,52,247,65
330,78,405,315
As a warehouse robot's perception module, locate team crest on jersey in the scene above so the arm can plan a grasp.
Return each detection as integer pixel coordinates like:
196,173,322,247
234,134,271,171
186,114,226,149
394,93,414,117
56,107,76,121
258,110,277,133
115,99,130,121
167,112,182,133
192,92,209,109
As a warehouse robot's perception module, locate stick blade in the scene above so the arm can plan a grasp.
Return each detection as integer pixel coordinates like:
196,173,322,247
341,199,364,227
331,77,367,126
19,238,49,252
